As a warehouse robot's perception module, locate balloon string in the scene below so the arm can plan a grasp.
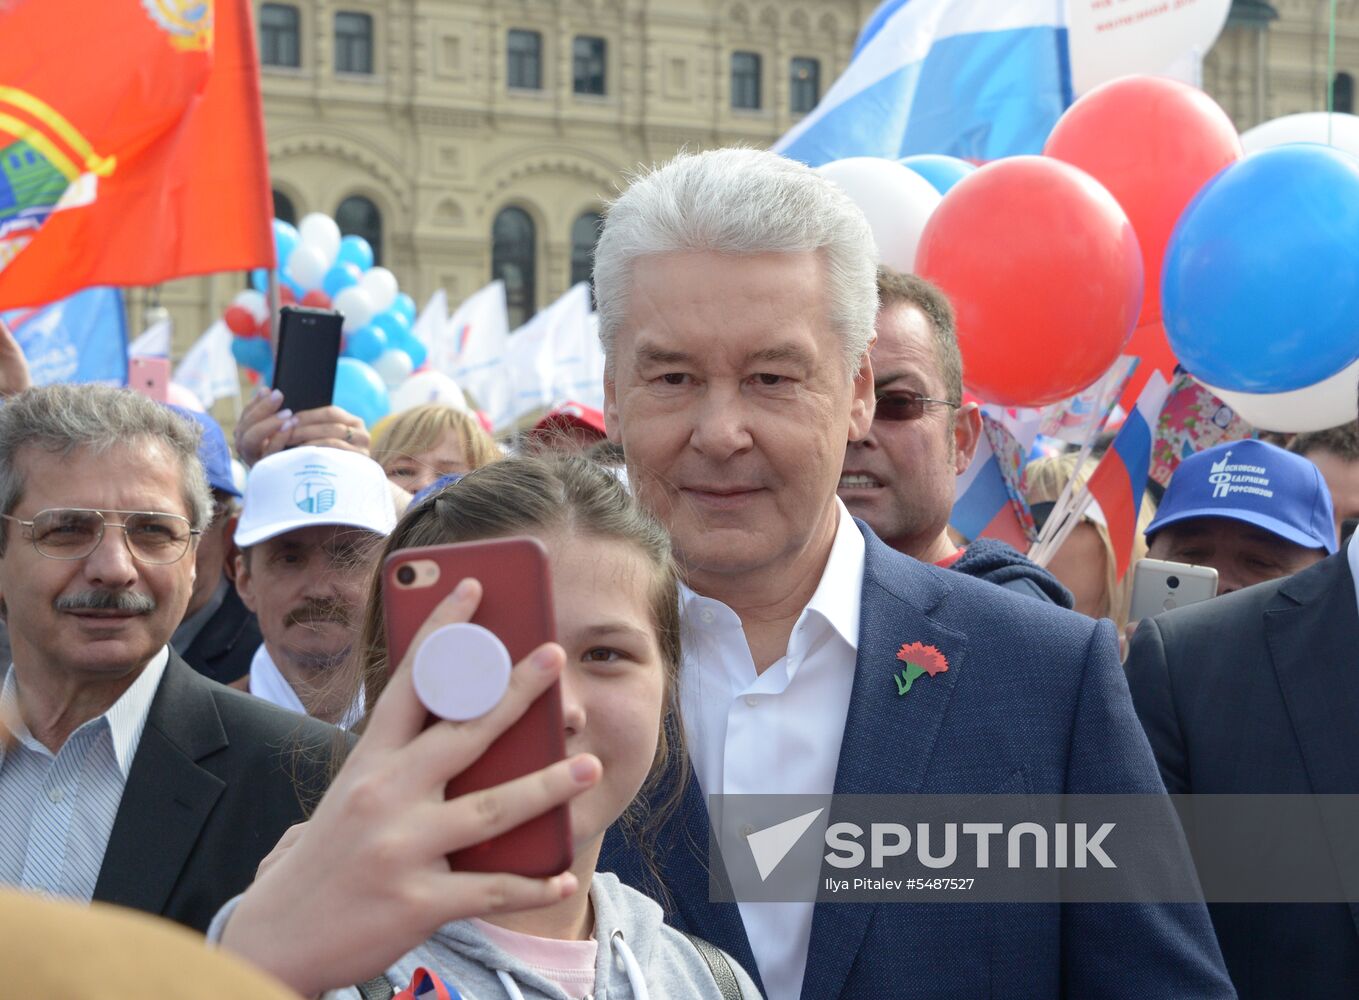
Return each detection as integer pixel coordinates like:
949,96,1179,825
1328,0,1338,144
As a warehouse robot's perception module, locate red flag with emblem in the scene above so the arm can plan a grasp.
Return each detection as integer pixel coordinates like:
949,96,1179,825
0,0,273,308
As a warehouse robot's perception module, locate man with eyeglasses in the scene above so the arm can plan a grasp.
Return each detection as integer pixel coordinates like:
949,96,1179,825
0,384,339,932
838,268,1070,605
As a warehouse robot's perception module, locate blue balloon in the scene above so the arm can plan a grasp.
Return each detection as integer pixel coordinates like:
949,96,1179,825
322,262,362,299
370,309,411,341
336,235,375,272
1163,144,1359,393
393,292,417,323
345,324,388,363
333,357,390,427
273,219,299,267
250,268,270,292
232,336,273,376
899,154,977,195
390,327,427,370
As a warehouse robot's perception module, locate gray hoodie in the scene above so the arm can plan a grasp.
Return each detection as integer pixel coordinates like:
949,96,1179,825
324,873,761,1000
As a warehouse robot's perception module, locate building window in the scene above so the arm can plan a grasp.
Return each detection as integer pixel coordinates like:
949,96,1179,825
790,57,820,115
1336,72,1354,114
570,211,604,305
731,51,762,110
335,11,374,75
272,189,297,226
260,3,301,68
507,29,543,90
336,195,383,265
493,207,536,329
573,36,606,96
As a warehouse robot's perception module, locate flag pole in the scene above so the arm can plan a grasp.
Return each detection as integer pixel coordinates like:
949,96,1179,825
267,267,281,363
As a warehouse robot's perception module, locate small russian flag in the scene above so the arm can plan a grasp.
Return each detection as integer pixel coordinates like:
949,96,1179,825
950,414,1032,549
1083,371,1172,579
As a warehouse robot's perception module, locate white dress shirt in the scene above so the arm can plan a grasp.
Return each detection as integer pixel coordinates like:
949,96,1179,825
679,499,865,1000
0,647,168,902
247,643,364,730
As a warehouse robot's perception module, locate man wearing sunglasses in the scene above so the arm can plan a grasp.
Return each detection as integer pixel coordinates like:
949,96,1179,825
839,268,1070,605
0,384,337,933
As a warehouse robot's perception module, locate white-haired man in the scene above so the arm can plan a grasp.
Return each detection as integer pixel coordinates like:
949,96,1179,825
596,148,1233,1000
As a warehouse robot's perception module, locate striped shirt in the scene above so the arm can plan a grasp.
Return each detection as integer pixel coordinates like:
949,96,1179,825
0,647,168,902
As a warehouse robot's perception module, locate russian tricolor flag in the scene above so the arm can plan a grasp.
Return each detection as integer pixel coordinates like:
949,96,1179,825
1084,371,1172,579
774,0,1071,167
950,415,1031,550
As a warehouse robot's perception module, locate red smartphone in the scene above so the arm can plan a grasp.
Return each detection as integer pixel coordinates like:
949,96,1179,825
383,536,572,877
128,357,170,403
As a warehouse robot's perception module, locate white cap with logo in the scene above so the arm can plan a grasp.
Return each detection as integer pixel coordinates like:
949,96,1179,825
234,446,398,547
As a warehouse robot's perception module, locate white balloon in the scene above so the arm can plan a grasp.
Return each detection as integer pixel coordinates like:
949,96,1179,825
333,286,376,333
286,244,328,292
373,348,415,389
360,266,399,314
1067,0,1230,96
1201,361,1359,433
390,370,468,414
231,289,269,323
1241,112,1359,159
298,213,342,268
817,157,941,273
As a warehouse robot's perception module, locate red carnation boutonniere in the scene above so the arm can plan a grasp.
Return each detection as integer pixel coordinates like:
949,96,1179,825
894,642,948,697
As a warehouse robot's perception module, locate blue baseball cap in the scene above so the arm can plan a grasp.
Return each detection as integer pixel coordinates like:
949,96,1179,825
168,405,241,499
1146,439,1337,554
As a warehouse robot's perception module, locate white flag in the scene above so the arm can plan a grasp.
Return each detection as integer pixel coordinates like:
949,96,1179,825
411,289,448,349
129,318,171,358
445,281,511,418
549,310,606,410
173,321,240,408
497,283,593,431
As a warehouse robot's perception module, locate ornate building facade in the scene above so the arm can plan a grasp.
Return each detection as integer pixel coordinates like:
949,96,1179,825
153,0,1356,371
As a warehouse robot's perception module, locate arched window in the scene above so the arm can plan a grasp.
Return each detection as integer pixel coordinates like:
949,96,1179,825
492,207,536,329
272,189,297,225
336,195,382,265
1335,71,1354,114
259,3,301,67
569,211,603,305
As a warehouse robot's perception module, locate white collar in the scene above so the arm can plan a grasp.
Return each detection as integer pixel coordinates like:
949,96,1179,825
679,498,865,666
1348,530,1359,618
1,646,169,778
248,643,364,729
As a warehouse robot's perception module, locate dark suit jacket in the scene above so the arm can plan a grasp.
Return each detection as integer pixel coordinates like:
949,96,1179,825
91,652,343,933
1125,551,1359,999
603,522,1233,999
179,584,261,686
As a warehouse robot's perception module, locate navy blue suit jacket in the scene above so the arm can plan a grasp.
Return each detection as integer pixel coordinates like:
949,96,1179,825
1126,550,1359,999
603,523,1233,999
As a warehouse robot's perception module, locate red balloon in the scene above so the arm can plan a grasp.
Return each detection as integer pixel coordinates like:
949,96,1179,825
915,156,1143,407
1044,76,1241,329
301,289,331,309
223,305,256,335
279,284,298,305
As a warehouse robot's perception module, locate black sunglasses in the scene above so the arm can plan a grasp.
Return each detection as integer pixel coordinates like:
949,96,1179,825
874,390,960,422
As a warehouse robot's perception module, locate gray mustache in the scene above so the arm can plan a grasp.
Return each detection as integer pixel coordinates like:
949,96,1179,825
54,590,157,614
285,599,354,629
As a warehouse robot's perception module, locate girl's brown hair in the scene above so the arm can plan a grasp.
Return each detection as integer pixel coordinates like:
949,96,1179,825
350,453,686,887
370,404,501,476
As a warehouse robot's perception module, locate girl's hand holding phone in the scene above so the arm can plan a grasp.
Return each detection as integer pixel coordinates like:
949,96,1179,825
218,579,602,997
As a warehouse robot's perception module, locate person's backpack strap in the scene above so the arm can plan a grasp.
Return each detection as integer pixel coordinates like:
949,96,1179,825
682,931,744,1000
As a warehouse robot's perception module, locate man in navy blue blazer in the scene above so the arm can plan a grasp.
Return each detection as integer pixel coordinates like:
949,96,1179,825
594,148,1233,1000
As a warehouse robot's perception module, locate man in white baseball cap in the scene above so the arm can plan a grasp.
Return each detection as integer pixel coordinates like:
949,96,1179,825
232,447,396,727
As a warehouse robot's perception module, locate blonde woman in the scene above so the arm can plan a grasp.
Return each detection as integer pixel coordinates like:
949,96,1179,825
1025,453,1156,633
372,404,502,496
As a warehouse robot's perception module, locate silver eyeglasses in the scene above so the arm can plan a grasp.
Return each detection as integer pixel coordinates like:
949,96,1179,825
0,508,200,565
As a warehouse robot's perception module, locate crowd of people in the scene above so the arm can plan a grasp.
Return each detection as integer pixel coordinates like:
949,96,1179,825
1,146,1356,999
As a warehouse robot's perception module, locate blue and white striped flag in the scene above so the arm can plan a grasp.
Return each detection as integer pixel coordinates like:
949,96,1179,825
775,0,1071,168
